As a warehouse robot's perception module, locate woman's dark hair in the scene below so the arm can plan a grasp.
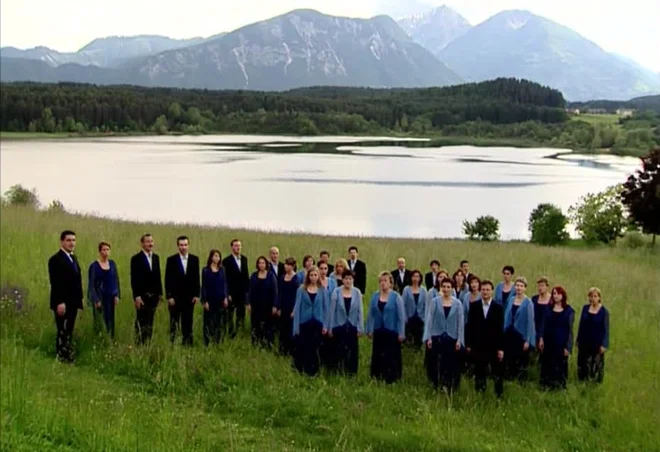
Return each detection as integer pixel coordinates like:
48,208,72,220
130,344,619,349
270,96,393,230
440,277,454,288
255,256,269,271
452,269,465,282
429,259,440,267
467,274,481,291
206,249,222,268
284,257,297,271
502,265,515,275
410,269,423,284
98,241,111,252
302,255,315,267
341,269,355,279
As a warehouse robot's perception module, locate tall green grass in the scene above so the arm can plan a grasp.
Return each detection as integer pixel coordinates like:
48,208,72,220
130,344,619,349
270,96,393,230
1,206,659,451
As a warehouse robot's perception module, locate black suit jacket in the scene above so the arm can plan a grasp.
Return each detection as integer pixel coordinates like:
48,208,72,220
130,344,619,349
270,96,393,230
424,272,437,291
165,254,200,302
269,261,286,279
48,250,83,311
466,300,505,357
349,259,367,294
222,254,250,300
130,251,163,301
391,269,412,294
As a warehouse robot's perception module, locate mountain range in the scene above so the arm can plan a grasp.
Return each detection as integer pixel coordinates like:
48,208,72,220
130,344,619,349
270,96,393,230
2,6,659,101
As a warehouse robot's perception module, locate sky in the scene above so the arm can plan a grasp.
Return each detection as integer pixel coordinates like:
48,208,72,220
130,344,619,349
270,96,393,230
1,0,658,71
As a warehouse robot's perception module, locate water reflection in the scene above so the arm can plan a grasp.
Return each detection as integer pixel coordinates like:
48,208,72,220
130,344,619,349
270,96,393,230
0,136,639,239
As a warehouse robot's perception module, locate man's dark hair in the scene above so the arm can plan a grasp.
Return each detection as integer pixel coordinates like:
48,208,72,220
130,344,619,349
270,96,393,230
177,235,189,244
60,230,75,241
348,246,358,253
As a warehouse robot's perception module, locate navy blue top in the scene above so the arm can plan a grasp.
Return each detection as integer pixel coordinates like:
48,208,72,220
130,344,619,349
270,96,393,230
577,305,610,350
276,274,300,314
248,272,278,311
541,306,575,354
532,295,552,339
443,306,451,317
378,300,386,312
201,267,228,309
502,290,511,303
87,260,120,306
343,297,352,316
511,304,519,320
309,292,317,303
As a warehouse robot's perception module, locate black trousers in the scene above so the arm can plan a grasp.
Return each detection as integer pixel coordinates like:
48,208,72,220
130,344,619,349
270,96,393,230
406,315,424,350
426,334,462,394
504,329,530,382
540,349,569,390
169,299,194,346
92,297,115,339
203,308,226,346
578,346,605,384
135,294,158,345
371,329,402,384
295,320,323,376
474,351,504,397
54,308,78,361
333,324,359,376
227,294,246,338
250,306,275,349
278,312,294,356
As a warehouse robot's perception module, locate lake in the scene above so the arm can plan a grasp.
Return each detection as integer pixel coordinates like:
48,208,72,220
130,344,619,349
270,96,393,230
0,135,640,239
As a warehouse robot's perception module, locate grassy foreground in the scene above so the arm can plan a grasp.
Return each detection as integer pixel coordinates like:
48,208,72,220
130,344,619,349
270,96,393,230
1,207,659,451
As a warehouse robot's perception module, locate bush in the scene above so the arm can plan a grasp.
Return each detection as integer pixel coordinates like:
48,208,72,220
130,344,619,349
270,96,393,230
528,203,570,245
621,231,647,249
47,199,66,212
569,185,625,244
462,215,500,241
3,184,40,208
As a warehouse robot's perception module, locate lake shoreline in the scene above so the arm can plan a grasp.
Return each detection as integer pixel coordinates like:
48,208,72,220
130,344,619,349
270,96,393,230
0,130,628,156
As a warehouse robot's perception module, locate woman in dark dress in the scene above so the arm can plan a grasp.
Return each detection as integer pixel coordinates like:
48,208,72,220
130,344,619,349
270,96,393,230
88,241,120,339
318,261,336,371
423,278,464,394
247,256,278,349
503,276,535,382
576,287,610,384
274,257,299,356
495,265,515,308
366,271,406,384
538,286,574,390
326,270,364,375
532,276,552,371
201,249,228,346
296,255,315,285
402,270,428,349
292,266,328,376
452,269,469,302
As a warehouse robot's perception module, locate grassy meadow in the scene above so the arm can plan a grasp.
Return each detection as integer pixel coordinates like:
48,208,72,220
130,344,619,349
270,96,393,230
1,206,659,451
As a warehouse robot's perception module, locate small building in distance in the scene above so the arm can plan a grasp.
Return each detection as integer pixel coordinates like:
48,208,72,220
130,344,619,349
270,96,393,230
616,108,636,118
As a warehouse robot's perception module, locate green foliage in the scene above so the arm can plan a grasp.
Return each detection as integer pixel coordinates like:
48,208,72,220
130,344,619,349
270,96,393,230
621,231,648,249
569,185,626,244
47,199,66,212
3,184,39,208
528,203,570,245
462,215,500,241
621,147,660,245
152,114,169,135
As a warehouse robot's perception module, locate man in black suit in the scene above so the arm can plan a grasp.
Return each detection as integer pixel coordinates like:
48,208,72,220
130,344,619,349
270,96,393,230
222,239,249,338
130,233,163,344
48,230,83,362
319,250,334,275
268,246,285,279
347,246,367,294
466,280,505,397
165,236,200,346
460,260,471,283
425,260,441,291
391,257,412,295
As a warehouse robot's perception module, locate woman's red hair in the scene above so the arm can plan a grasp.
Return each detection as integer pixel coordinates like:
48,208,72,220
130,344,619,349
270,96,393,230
551,286,568,308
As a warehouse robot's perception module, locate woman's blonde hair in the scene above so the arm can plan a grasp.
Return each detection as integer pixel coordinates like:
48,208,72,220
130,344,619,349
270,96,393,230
334,258,348,273
588,287,602,301
303,265,321,289
378,271,393,286
515,276,528,287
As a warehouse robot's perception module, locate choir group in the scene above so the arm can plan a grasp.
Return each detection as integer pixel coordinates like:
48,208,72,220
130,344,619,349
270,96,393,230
48,230,610,396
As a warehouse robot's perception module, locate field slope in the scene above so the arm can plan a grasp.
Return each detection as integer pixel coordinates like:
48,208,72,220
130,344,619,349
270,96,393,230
1,206,659,451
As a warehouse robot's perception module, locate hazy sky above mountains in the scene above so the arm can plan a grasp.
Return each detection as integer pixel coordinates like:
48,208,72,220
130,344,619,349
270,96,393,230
1,0,658,71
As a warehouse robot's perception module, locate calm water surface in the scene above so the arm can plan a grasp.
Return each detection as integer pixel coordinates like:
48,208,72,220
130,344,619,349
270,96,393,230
0,135,639,239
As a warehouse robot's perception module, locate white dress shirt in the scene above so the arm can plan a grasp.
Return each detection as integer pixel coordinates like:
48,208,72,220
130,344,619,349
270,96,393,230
234,254,241,271
61,248,74,263
350,260,356,271
180,254,188,274
398,269,405,282
482,298,492,318
271,262,278,276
